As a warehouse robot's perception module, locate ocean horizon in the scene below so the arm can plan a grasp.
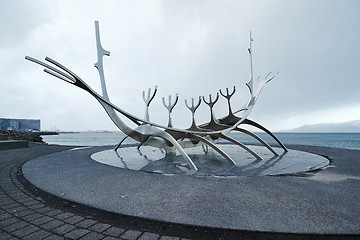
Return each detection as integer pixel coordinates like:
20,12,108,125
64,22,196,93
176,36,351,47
42,131,360,151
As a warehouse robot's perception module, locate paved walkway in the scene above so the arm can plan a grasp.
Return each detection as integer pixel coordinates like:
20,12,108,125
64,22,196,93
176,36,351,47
1,143,360,239
0,144,192,240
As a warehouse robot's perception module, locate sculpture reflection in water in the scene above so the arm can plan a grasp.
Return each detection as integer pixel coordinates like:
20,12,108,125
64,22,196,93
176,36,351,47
26,21,287,171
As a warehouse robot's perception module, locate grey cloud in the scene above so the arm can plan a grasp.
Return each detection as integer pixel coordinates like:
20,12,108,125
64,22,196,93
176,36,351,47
1,0,360,131
0,0,57,47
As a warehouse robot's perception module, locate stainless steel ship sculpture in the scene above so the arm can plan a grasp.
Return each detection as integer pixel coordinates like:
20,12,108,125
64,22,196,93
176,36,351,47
26,21,287,171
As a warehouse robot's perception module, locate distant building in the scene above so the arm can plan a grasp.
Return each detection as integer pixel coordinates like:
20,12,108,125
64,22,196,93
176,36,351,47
0,118,40,131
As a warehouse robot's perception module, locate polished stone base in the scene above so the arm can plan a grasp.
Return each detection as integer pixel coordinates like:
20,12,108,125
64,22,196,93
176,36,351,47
92,144,329,176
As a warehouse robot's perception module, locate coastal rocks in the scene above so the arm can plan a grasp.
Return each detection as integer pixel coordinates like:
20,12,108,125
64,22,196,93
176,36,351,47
0,132,29,150
0,130,57,143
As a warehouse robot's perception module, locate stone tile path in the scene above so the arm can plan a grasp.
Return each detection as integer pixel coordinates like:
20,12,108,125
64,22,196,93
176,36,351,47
0,145,192,240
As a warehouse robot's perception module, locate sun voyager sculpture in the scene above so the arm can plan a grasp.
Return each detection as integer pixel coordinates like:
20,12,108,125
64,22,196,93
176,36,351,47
26,21,287,171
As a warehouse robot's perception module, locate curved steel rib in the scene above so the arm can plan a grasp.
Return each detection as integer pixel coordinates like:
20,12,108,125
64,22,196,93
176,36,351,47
241,119,288,152
234,127,279,156
219,133,263,160
187,134,236,165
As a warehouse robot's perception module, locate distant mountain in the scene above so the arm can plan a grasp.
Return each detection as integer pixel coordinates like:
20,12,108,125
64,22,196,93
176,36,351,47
284,120,360,133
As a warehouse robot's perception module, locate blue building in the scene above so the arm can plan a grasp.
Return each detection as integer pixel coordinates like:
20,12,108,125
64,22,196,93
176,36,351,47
0,118,40,131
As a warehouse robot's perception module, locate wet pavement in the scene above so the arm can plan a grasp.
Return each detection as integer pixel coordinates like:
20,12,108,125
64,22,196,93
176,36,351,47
1,143,360,239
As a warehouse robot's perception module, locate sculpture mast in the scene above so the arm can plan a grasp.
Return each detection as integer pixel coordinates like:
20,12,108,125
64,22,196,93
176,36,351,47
94,21,111,101
247,31,254,98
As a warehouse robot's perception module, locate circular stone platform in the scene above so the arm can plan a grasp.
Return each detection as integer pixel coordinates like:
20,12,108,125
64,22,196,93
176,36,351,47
92,144,329,176
22,145,360,236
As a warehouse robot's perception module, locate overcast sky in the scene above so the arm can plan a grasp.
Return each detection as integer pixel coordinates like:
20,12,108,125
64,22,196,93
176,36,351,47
1,0,359,131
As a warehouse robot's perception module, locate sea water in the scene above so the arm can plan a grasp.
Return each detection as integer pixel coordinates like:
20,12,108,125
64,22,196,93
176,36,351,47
42,131,360,150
